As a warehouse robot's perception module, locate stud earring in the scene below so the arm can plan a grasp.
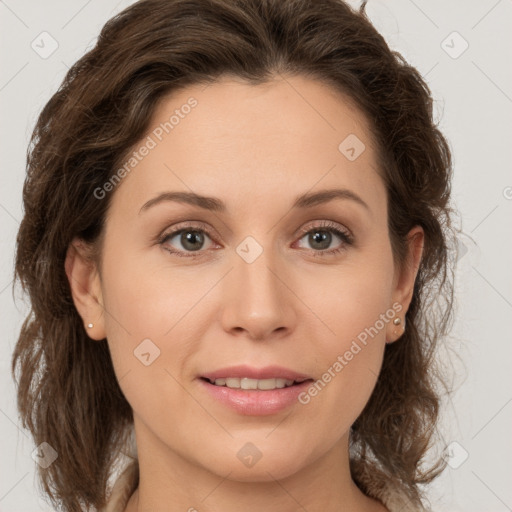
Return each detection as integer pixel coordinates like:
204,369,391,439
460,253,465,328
393,317,406,330
387,316,406,344
87,323,94,329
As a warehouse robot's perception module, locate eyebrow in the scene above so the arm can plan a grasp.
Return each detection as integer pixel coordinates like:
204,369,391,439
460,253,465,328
138,188,370,215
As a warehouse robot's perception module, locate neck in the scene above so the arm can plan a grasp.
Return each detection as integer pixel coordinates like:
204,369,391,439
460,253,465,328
124,418,388,512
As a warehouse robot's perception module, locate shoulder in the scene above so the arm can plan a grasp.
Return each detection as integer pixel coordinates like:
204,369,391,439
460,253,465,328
352,460,431,512
99,458,139,512
98,427,139,512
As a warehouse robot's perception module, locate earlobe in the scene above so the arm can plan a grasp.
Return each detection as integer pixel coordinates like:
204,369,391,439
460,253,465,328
386,315,406,344
64,237,106,341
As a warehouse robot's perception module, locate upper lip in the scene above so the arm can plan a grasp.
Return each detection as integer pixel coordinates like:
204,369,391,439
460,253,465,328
200,365,312,382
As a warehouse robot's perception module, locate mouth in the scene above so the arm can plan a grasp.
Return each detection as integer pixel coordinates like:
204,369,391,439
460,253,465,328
200,376,312,390
198,377,314,415
198,365,314,415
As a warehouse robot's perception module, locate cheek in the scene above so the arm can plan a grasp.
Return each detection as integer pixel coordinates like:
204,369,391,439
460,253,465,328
99,246,219,414
100,246,199,337
299,247,395,421
98,247,190,383
310,246,394,348
98,251,201,433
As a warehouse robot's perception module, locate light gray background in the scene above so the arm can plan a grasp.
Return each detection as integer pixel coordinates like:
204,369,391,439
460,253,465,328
1,1,511,511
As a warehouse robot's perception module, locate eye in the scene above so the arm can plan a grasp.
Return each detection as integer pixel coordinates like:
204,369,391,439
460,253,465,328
157,220,354,258
158,221,217,258
294,220,354,257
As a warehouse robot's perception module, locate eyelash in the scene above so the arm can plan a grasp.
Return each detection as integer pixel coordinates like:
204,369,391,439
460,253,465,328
156,220,354,259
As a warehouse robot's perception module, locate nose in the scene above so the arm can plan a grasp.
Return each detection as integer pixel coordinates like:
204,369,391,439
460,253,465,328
220,244,297,341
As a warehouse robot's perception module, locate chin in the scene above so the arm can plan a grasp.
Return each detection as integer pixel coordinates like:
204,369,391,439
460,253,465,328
216,459,302,483
196,442,310,483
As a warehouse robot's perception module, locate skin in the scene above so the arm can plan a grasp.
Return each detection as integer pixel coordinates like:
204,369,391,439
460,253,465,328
66,74,423,512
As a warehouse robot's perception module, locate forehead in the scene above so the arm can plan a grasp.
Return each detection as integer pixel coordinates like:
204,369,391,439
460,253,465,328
109,74,385,219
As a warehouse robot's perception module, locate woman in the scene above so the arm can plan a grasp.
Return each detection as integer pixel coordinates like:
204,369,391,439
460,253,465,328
11,0,456,511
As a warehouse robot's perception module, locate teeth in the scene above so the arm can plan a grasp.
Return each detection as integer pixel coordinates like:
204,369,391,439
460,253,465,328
212,377,296,390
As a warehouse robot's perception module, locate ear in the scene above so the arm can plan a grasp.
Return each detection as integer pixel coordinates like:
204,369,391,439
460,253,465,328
386,225,424,344
64,237,106,341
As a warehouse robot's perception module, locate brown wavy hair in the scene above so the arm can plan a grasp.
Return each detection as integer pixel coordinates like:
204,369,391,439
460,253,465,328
12,0,456,510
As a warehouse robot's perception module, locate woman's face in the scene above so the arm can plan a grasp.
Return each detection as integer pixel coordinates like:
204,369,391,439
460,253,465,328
69,74,421,482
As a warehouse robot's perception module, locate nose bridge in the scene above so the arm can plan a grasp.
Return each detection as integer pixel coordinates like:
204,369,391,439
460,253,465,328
221,233,294,338
235,235,283,312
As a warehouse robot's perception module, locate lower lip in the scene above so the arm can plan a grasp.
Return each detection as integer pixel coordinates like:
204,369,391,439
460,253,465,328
198,378,313,416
